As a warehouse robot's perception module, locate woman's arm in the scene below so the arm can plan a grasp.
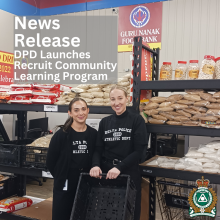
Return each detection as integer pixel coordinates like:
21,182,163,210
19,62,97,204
46,130,61,177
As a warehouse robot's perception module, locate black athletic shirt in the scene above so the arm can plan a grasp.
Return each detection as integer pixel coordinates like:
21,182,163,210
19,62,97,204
92,110,148,172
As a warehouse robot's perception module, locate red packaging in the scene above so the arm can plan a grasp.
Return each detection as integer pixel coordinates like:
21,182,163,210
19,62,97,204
60,84,72,92
10,95,32,104
0,197,32,213
31,95,57,104
33,84,60,91
10,84,32,88
32,89,60,97
8,88,33,96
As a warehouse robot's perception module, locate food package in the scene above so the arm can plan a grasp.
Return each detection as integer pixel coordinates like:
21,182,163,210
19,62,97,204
118,78,128,82
122,73,131,79
92,98,104,103
32,89,60,97
146,160,158,166
171,104,188,110
9,95,32,104
159,102,172,108
79,93,94,99
203,168,219,173
182,121,199,126
71,88,86,93
203,163,219,169
166,111,182,116
194,100,210,107
33,84,60,91
213,91,220,98
175,163,187,170
0,85,10,92
190,106,207,113
62,91,76,98
183,108,200,115
54,100,66,105
185,158,203,166
185,89,204,95
140,112,148,123
152,115,167,121
200,93,217,102
166,94,183,102
102,87,111,93
196,158,213,163
0,197,33,213
0,92,10,103
8,88,33,96
144,102,159,110
160,62,172,80
31,95,57,104
177,100,194,105
204,153,220,161
206,140,220,149
185,150,203,158
103,98,110,103
207,103,220,109
89,103,104,106
173,116,189,122
81,98,92,103
176,110,191,118
144,109,159,116
166,121,182,125
200,124,220,129
198,55,215,79
159,162,176,169
87,87,102,93
10,84,32,88
89,84,105,88
196,115,218,122
157,107,174,112
185,166,203,172
156,157,168,165
104,92,109,98
197,144,217,153
76,84,90,90
216,99,220,103
184,94,201,102
150,97,166,103
148,117,165,124
159,112,175,120
118,81,130,87
91,92,104,98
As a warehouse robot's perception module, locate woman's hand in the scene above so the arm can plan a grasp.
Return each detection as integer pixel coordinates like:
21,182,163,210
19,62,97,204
90,166,102,179
106,168,120,179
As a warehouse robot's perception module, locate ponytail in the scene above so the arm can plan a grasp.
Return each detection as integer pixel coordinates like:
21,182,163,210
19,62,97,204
63,116,73,132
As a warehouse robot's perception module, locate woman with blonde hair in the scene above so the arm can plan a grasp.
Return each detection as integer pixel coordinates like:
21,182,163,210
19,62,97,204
90,85,147,220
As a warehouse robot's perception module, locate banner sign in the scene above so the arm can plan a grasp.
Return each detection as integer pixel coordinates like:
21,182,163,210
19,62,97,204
0,51,14,85
118,2,162,52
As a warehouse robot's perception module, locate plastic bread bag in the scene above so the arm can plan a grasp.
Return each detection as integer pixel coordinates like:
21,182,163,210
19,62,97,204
79,93,94,99
166,111,182,116
185,89,204,95
197,144,217,153
183,108,200,115
156,157,168,165
185,148,203,158
184,94,201,102
194,100,210,107
184,158,203,166
176,100,194,105
176,110,191,118
144,102,159,110
76,84,90,90
166,121,182,125
144,109,159,116
204,153,220,161
203,163,219,169
71,87,86,93
159,102,172,108
166,94,183,102
214,99,220,103
196,157,213,163
203,168,219,173
159,112,175,120
175,163,187,170
190,106,207,113
185,166,203,172
200,124,220,129
195,114,218,122
146,159,158,166
149,97,167,103
206,109,220,115
159,160,177,168
206,140,220,149
182,121,199,126
152,115,167,121
206,103,220,109
87,87,102,93
148,117,166,124
171,104,188,110
156,107,174,112
213,91,220,98
173,116,189,122
199,92,217,102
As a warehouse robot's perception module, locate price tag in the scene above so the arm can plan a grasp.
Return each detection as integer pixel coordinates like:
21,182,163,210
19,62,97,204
42,171,53,178
44,105,58,112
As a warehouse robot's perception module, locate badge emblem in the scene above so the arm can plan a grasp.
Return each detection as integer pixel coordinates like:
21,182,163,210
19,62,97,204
130,6,150,28
188,176,217,217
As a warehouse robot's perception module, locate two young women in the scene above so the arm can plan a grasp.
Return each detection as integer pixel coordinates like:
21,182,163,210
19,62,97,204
46,85,148,220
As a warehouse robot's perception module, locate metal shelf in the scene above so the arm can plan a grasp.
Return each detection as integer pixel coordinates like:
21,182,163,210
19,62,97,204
139,79,220,91
146,124,220,137
140,165,220,184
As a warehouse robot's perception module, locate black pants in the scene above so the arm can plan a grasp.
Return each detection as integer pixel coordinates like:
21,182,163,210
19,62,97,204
52,170,81,220
101,161,142,220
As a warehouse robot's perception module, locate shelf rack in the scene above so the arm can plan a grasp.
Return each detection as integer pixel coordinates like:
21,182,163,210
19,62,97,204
132,36,220,220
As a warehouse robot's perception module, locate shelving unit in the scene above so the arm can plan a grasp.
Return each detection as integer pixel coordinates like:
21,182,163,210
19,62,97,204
132,36,220,220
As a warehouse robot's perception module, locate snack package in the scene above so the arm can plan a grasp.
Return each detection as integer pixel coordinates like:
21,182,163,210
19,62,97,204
71,88,86,93
32,89,60,97
185,158,203,166
0,92,10,103
0,85,10,92
87,87,102,93
76,84,90,90
204,153,220,161
8,88,33,96
183,108,200,115
60,85,72,92
9,95,32,104
206,109,220,115
213,91,220,98
0,197,32,213
149,97,166,103
203,168,219,173
185,166,203,172
148,117,165,124
79,93,94,99
173,116,189,122
203,163,219,169
182,121,199,126
146,160,158,166
196,115,218,122
33,84,60,91
10,84,32,88
196,158,213,163
91,92,104,98
31,95,57,104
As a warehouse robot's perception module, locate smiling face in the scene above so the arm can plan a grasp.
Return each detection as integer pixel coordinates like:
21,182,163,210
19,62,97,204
110,89,128,115
68,100,89,124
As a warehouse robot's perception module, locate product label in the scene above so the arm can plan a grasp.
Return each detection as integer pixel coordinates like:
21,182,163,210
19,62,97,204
42,171,53,178
44,105,58,112
202,64,214,75
14,202,27,211
201,120,220,125
189,70,199,78
175,69,183,78
160,70,168,79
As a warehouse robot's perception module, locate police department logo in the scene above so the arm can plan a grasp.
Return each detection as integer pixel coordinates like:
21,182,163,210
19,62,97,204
188,176,217,217
130,6,150,28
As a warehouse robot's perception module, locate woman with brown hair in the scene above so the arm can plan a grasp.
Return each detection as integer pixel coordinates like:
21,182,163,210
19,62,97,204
90,85,148,220
46,97,97,220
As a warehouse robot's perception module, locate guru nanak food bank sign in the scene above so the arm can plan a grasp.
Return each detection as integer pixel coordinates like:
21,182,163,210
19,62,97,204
118,2,162,52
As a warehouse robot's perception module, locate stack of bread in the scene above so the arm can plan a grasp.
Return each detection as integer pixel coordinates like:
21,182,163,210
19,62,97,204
54,91,76,105
143,89,220,128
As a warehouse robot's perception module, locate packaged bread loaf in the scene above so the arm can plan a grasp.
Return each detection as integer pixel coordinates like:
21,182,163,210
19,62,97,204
87,87,102,93
199,93,216,102
80,93,94,99
152,115,167,121
55,100,66,105
177,100,194,105
176,110,191,118
103,98,110,103
185,89,204,95
102,87,111,92
207,103,220,109
157,107,174,112
71,88,86,93
148,117,165,124
182,121,199,126
150,97,166,103
194,100,210,107
144,109,159,116
118,81,130,87
191,114,204,121
93,98,104,103
82,98,93,103
91,92,104,98
216,99,220,103
118,77,128,82
183,108,200,115
213,91,220,98
104,92,109,98
207,109,220,115
159,112,175,120
144,102,159,110
77,84,90,90
159,102,172,108
184,94,201,102
89,84,105,88
173,116,189,122
166,111,182,116
166,121,182,125
171,104,188,110
167,94,183,102
190,106,207,113
196,115,218,122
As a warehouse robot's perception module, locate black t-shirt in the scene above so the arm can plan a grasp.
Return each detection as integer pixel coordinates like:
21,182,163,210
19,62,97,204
92,110,148,172
70,127,92,169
